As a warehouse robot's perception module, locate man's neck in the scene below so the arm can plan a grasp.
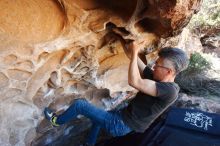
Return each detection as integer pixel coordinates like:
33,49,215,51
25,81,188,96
161,76,175,82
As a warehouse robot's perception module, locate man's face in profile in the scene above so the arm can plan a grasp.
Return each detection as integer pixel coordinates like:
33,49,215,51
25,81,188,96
152,57,174,81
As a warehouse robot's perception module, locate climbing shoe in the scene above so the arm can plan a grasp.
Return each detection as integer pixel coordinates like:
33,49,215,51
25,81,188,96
44,107,60,127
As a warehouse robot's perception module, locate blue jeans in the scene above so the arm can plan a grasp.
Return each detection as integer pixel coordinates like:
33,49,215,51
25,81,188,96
56,98,132,145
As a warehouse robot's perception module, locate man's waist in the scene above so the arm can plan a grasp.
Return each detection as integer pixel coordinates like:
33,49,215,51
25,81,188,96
122,109,151,133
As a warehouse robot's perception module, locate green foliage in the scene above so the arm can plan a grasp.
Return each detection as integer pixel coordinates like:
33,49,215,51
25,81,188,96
184,52,211,75
188,0,220,29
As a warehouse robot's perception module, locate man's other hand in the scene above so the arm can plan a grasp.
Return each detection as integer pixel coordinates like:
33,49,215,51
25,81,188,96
128,39,147,55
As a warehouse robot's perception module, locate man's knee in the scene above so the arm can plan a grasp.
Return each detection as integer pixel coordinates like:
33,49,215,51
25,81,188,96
73,98,88,107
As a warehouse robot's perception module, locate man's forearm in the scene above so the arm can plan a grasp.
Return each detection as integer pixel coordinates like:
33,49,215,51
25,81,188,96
121,41,146,76
137,56,146,76
115,33,146,76
128,51,141,86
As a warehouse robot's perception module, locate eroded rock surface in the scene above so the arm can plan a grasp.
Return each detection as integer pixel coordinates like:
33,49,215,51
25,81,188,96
0,0,201,145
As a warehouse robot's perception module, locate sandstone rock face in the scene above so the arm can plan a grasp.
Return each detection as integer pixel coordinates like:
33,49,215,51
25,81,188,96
0,0,66,43
0,0,201,145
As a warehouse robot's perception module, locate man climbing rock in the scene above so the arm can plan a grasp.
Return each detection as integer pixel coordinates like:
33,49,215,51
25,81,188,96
44,38,189,146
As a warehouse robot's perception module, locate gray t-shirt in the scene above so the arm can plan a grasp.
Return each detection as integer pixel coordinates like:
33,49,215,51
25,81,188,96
122,66,179,132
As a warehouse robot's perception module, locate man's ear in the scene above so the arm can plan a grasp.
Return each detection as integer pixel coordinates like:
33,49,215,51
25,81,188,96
170,69,177,76
168,69,173,75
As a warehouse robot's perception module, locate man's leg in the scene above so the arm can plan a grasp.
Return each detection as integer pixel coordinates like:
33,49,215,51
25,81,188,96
44,98,132,145
55,98,107,125
44,98,107,145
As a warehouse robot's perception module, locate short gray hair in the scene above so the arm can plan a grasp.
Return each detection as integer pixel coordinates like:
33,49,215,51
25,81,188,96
158,47,189,74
